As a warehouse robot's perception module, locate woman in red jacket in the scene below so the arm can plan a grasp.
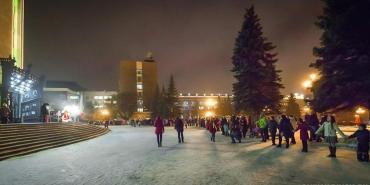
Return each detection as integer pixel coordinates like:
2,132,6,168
154,116,165,147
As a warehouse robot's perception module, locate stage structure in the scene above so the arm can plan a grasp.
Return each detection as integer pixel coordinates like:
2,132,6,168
0,57,44,122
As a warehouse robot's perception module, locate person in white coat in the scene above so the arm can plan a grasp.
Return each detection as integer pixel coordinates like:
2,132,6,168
315,115,346,158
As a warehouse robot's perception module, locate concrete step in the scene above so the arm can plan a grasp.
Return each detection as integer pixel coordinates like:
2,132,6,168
0,129,108,155
0,129,105,148
0,126,104,139
0,124,110,161
0,129,110,161
0,124,99,134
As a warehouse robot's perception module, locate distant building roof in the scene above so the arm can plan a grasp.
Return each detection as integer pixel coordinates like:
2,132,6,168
45,81,86,92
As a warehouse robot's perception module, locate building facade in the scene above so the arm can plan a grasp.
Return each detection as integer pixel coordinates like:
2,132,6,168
0,0,24,68
83,91,117,109
119,56,158,113
178,93,233,118
42,81,85,121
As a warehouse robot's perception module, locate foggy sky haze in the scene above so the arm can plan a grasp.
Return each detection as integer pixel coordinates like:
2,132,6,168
24,0,322,94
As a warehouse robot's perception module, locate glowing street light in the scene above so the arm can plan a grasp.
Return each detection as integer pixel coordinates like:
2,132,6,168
205,111,214,117
205,99,217,107
101,109,110,116
303,106,311,114
355,107,366,114
302,80,313,89
309,73,318,81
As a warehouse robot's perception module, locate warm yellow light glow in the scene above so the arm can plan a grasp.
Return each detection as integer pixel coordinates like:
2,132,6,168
205,99,217,107
309,73,318,81
355,107,366,114
205,111,214,117
101,109,110,116
303,106,311,113
302,80,312,88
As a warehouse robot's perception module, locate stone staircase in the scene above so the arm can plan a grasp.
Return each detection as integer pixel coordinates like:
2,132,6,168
0,123,110,161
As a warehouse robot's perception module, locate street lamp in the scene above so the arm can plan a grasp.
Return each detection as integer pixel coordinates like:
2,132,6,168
302,80,313,89
205,99,217,107
205,111,214,117
101,109,110,116
355,107,366,114
309,73,318,81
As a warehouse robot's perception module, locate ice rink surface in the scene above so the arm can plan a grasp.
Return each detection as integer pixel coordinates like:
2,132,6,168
0,126,369,185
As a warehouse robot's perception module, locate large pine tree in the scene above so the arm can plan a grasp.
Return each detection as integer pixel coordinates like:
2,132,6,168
285,93,301,118
311,0,370,112
166,75,180,118
232,6,283,116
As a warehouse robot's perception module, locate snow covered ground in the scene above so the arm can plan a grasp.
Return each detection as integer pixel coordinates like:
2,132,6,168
0,126,369,185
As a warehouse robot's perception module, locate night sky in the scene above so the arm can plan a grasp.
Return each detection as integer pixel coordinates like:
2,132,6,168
24,0,322,94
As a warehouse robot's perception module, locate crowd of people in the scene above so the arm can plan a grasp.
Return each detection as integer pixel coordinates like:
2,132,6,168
152,113,369,163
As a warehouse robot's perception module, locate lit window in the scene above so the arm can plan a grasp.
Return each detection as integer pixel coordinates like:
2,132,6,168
137,84,143,90
136,61,143,69
69,96,79,100
94,96,103,100
103,96,112,100
137,76,142,82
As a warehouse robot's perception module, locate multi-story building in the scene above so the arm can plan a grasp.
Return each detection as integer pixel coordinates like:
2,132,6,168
119,55,158,113
178,93,233,118
83,91,117,109
0,0,24,68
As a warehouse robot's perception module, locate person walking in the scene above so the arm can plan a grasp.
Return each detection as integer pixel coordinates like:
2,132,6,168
209,119,217,142
40,103,50,123
257,114,268,142
348,123,369,162
277,115,294,148
289,115,297,144
315,115,346,158
0,103,10,124
295,118,309,152
154,116,165,147
230,116,241,143
241,116,249,139
268,116,279,145
175,117,184,143
104,120,109,128
221,117,229,136
308,112,321,142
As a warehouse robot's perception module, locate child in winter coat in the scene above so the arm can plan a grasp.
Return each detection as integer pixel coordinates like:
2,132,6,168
295,118,309,152
348,124,369,162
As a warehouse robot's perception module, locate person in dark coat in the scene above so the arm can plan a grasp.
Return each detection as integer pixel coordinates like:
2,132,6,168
308,113,321,142
175,117,184,143
230,116,241,143
154,116,165,147
348,124,369,162
295,118,309,152
209,119,217,142
277,115,293,148
40,103,50,123
268,116,279,145
221,117,229,136
241,116,249,139
0,103,10,124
